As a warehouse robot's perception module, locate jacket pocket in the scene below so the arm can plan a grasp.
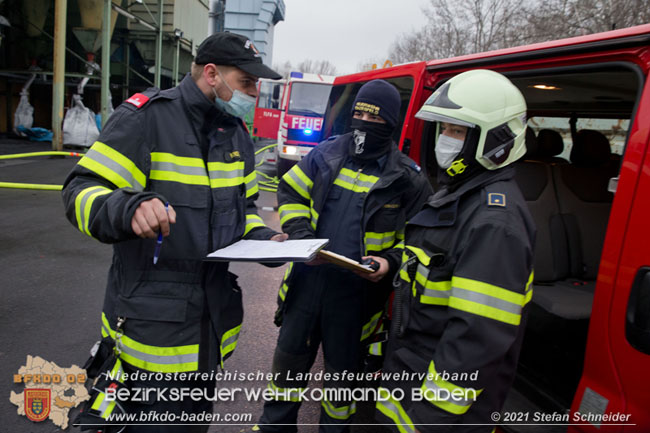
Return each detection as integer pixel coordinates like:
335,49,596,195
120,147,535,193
116,295,187,323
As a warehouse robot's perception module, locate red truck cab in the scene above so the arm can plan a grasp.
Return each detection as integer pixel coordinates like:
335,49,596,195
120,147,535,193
322,24,650,432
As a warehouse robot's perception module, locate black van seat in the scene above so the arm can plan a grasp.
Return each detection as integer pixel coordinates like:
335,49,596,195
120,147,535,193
536,129,566,162
553,130,616,280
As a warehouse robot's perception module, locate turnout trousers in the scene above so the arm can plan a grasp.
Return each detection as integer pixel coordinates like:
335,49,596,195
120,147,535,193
259,264,366,433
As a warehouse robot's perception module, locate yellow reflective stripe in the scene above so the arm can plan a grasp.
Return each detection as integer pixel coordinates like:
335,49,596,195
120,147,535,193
279,203,310,225
310,204,319,230
396,229,405,241
79,141,146,190
369,342,382,356
282,165,313,200
524,271,534,305
360,310,382,341
101,313,198,372
245,172,259,198
405,245,430,266
421,360,483,415
267,380,304,402
208,161,245,187
376,388,416,433
220,324,241,367
150,152,209,185
278,263,293,301
365,231,396,252
414,265,452,305
74,186,111,236
244,214,265,236
450,275,530,325
91,391,117,419
322,397,357,420
333,167,379,194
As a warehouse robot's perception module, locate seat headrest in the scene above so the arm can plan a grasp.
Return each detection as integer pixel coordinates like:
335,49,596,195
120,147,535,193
571,129,611,167
537,129,564,157
524,127,538,157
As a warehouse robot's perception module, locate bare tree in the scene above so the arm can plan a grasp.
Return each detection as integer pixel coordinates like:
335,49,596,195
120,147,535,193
390,0,650,62
296,59,338,76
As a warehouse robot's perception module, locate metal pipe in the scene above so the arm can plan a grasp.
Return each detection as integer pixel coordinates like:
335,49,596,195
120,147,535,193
101,0,111,128
0,70,100,79
123,38,130,101
52,0,67,152
173,35,180,86
154,0,163,88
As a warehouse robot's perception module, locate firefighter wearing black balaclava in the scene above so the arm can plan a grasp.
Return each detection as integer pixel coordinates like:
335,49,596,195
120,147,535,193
258,80,432,432
376,70,536,433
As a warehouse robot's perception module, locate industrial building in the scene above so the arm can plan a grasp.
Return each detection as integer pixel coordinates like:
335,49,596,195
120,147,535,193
0,0,285,148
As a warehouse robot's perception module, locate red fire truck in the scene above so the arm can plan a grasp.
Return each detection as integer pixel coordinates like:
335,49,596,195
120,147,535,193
252,72,334,176
321,24,650,432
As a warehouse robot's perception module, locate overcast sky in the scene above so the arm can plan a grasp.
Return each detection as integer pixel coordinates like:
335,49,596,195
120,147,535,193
270,0,430,75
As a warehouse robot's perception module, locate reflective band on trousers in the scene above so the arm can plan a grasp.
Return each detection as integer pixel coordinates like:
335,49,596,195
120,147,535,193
365,231,396,253
150,152,209,185
79,141,146,190
278,263,293,301
91,357,125,419
208,161,245,188
333,167,379,194
376,387,415,433
220,324,241,368
244,214,265,236
449,272,533,326
322,397,357,420
420,359,483,415
101,313,199,372
267,380,304,402
278,203,310,225
360,310,382,341
75,186,111,236
283,165,313,200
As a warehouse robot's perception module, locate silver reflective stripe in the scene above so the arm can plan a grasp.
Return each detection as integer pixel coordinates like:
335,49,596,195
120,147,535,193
85,147,145,190
336,170,376,191
222,331,240,351
286,169,311,195
422,377,474,407
151,160,206,177
366,233,395,246
77,186,110,233
452,286,522,315
361,312,381,340
323,398,357,419
118,344,198,365
279,208,310,222
379,400,415,433
209,168,243,180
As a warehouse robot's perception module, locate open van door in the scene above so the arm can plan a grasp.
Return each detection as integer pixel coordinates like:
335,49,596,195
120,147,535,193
568,78,650,433
253,78,285,139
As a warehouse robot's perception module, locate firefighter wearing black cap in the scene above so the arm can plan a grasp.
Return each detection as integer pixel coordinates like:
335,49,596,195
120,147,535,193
62,32,286,432
258,80,432,432
376,70,536,433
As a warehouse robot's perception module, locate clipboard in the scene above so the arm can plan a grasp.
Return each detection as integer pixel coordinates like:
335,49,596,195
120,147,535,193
205,239,329,262
317,250,374,274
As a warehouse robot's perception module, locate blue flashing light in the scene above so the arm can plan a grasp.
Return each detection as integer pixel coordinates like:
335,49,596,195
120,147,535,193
304,128,313,136
290,71,304,79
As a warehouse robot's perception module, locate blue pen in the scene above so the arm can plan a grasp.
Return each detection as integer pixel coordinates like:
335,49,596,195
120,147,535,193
153,202,169,265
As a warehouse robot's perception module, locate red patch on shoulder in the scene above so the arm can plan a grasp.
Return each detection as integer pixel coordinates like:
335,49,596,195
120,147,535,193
125,93,150,108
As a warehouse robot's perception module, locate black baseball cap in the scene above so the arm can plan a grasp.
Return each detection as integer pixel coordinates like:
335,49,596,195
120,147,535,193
194,32,282,80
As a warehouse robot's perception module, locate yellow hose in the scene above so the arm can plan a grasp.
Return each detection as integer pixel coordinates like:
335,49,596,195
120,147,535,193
0,151,84,160
0,182,62,191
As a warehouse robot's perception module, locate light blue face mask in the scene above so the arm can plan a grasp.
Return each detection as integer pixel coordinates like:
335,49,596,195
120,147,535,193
213,70,256,118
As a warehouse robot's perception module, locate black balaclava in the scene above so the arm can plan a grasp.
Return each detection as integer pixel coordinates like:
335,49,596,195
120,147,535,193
348,80,401,160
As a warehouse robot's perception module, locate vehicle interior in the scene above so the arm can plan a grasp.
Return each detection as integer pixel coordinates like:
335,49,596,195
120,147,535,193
421,63,641,432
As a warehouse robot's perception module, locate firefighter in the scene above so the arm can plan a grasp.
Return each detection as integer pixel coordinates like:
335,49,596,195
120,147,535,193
62,32,286,432
258,80,433,432
376,69,536,433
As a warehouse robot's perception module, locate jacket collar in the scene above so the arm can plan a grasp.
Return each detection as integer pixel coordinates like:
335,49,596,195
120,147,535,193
178,74,215,128
428,166,515,208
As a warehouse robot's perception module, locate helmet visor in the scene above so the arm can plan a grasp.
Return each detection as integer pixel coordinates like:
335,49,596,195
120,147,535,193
415,109,476,129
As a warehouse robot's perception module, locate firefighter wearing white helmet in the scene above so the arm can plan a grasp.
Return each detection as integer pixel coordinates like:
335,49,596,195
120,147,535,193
376,69,536,432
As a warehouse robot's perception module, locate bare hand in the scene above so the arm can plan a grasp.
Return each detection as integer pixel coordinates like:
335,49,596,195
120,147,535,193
354,256,389,282
131,198,176,239
270,233,289,242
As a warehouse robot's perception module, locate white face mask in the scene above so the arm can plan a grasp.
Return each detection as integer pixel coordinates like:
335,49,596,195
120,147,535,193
435,134,465,169
213,70,256,118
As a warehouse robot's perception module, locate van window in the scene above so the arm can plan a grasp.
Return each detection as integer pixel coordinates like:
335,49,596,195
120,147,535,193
288,82,332,117
257,81,283,110
322,76,415,143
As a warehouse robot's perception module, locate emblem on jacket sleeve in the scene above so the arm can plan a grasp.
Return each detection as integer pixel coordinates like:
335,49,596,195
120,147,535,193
353,129,366,154
125,93,150,108
487,192,506,207
25,389,51,422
